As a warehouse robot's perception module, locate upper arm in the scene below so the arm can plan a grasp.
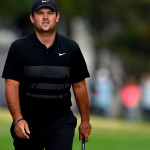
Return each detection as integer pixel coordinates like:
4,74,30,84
2,42,22,82
5,79,20,88
72,80,86,90
70,43,90,83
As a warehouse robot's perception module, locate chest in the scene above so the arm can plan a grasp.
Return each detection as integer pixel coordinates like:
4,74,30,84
19,46,73,80
20,46,72,66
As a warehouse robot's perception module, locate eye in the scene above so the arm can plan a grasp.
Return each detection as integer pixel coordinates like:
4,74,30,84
48,11,54,15
37,11,43,15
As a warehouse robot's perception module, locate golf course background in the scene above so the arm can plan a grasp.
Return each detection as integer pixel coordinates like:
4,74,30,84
0,108,150,150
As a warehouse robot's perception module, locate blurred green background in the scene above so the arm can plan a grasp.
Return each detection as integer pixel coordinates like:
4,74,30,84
1,0,150,75
1,0,150,149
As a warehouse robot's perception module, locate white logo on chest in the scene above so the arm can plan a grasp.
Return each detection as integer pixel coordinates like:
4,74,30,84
59,53,67,56
42,0,50,3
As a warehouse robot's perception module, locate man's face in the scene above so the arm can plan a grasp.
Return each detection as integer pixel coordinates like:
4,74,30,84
30,7,59,33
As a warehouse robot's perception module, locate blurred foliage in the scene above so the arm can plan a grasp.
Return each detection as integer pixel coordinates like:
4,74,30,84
0,0,32,15
1,0,150,76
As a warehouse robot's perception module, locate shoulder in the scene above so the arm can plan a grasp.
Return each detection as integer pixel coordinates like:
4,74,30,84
57,33,80,50
8,33,33,56
11,33,33,48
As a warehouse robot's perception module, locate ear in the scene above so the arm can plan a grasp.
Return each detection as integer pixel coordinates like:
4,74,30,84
56,13,60,23
30,14,34,24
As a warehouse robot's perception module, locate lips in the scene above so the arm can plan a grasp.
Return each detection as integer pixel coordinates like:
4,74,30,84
42,22,49,24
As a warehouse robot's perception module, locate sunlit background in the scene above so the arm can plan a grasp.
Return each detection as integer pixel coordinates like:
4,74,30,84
1,0,150,150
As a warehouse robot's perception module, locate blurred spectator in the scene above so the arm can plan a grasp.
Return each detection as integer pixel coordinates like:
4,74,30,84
91,68,114,117
120,75,141,121
140,73,150,121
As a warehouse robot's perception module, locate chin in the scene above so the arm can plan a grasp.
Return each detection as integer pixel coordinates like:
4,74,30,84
42,29,50,32
41,28,51,32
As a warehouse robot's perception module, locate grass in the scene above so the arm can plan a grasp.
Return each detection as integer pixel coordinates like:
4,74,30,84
0,108,13,150
73,115,150,150
1,108,150,150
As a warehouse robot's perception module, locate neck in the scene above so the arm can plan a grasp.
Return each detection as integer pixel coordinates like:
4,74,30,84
35,30,56,48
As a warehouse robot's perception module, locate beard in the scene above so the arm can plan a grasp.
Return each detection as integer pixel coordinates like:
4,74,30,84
34,22,56,34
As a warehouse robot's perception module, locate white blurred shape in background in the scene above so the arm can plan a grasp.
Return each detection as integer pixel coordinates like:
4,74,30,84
0,29,18,106
70,17,95,111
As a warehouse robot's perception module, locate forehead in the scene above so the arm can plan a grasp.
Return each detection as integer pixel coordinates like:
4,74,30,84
36,7,55,12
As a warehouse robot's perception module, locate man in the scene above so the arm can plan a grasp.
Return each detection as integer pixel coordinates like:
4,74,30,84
2,0,91,150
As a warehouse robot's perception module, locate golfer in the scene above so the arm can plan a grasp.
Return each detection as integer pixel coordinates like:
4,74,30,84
2,0,91,150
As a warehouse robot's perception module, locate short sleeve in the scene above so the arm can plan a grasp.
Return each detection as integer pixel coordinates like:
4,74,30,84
2,43,22,82
71,45,90,83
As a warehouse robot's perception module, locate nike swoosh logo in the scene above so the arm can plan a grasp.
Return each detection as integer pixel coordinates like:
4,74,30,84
42,0,49,2
59,53,67,56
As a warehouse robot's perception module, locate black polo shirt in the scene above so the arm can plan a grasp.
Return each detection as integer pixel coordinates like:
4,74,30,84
2,32,90,121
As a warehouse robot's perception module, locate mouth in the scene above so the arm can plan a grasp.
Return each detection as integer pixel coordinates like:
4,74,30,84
42,22,49,25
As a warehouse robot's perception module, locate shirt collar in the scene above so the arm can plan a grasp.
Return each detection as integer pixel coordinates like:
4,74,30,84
32,31,58,48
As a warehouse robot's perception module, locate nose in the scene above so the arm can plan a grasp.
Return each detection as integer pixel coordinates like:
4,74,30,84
43,13,48,19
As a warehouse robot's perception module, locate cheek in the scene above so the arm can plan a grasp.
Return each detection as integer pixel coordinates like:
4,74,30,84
35,19,42,26
34,17,41,23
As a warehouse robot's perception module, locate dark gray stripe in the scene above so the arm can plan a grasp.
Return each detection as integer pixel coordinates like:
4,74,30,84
24,86,70,95
24,77,69,84
24,66,71,78
25,92,69,99
24,82,71,90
